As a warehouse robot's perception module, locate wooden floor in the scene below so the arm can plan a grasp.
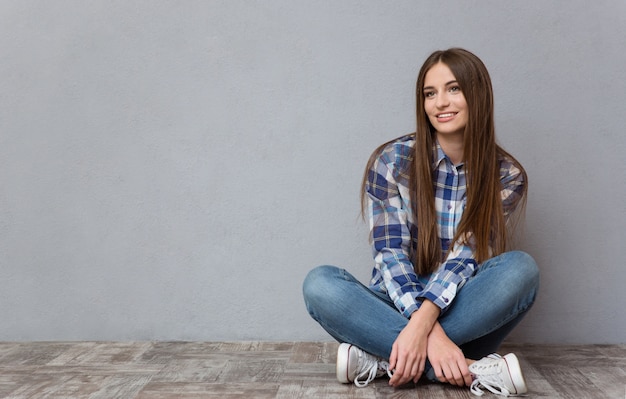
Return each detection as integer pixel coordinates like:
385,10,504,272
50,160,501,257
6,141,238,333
0,341,624,398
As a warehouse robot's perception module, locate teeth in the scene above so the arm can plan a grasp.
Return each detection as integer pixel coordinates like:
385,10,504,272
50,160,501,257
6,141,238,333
437,113,455,118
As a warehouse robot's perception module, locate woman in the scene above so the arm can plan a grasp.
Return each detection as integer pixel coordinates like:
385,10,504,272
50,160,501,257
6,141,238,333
302,48,539,397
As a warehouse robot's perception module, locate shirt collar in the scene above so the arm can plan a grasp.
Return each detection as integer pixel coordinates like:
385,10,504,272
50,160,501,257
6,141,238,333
433,141,448,169
433,140,464,169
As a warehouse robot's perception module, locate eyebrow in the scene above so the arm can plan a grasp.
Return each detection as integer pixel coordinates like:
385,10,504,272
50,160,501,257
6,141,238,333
423,80,459,91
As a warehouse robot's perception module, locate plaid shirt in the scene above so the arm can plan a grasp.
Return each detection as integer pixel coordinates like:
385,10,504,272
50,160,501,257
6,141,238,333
365,134,525,318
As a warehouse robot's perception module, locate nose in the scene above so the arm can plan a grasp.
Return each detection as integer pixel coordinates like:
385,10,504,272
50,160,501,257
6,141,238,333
435,92,450,108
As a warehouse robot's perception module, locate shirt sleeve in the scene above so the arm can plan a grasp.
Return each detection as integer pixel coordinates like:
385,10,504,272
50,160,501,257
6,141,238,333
418,238,477,312
500,158,526,218
366,156,424,318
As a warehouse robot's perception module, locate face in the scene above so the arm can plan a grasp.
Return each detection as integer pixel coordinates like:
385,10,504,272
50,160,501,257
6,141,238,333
422,62,468,140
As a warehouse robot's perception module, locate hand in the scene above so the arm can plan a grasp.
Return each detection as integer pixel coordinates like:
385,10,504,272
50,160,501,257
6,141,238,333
427,323,472,386
388,300,440,387
388,320,428,386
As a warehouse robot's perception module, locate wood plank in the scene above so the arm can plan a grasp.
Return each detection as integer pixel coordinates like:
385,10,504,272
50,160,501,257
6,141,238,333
135,382,278,399
0,341,622,398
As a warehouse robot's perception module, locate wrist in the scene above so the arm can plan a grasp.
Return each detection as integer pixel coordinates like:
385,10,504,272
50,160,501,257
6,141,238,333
408,300,441,333
428,322,447,340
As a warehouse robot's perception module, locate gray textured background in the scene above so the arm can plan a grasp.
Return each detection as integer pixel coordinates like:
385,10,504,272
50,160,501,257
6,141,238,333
1,1,624,343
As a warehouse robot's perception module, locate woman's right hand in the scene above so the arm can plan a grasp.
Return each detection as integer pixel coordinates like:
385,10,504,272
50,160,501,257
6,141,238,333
426,323,472,386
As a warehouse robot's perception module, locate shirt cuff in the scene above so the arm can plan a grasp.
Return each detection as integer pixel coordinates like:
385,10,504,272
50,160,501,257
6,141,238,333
397,292,421,318
419,283,458,313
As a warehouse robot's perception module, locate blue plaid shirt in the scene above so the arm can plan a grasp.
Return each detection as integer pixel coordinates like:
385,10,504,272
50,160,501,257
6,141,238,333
366,134,525,318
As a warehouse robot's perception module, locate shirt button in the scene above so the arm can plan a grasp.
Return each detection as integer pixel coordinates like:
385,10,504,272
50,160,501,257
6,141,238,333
447,205,452,210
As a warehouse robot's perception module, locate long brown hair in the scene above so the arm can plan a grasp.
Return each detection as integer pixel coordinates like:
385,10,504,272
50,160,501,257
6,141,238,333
361,48,527,275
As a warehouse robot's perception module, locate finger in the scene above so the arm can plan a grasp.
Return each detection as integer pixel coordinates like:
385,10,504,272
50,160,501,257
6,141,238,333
440,364,454,385
398,359,414,386
411,357,422,383
403,356,420,384
389,346,398,371
392,354,416,387
393,365,410,386
389,355,406,386
460,360,473,386
450,365,465,386
450,359,471,386
438,360,458,386
403,354,422,386
431,361,445,383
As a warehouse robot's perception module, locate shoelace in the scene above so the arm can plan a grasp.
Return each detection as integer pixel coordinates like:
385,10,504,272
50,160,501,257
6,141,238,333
470,378,511,396
469,354,511,397
353,355,393,387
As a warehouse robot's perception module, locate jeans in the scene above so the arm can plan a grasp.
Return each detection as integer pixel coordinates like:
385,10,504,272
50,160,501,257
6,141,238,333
302,251,539,380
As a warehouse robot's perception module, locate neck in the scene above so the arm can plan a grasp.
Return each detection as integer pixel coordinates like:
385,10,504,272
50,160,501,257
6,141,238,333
436,132,464,165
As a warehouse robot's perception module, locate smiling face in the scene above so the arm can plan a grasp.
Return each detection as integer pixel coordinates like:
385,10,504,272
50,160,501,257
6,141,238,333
422,62,468,141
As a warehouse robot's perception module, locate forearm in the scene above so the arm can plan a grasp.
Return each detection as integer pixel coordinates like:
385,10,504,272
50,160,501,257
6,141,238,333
407,299,441,336
428,320,447,339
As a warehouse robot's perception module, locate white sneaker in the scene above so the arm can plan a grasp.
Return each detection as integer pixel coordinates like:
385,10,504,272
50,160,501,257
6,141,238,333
469,353,528,396
336,343,392,387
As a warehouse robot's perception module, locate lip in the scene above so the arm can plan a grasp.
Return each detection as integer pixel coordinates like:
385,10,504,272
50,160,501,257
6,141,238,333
436,112,457,122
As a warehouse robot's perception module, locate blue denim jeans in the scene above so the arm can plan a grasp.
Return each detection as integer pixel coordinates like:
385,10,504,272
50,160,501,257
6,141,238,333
302,251,539,379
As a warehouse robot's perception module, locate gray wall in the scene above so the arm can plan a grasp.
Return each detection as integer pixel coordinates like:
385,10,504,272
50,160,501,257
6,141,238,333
1,1,624,344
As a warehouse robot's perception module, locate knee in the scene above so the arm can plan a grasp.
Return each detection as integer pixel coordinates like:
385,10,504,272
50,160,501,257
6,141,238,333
512,251,539,278
302,265,339,305
506,251,540,293
302,265,346,321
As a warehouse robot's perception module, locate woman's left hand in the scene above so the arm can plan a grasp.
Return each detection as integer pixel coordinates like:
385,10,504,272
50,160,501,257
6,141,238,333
388,319,429,386
388,300,441,387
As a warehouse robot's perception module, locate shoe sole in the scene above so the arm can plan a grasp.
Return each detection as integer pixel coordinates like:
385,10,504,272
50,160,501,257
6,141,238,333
503,353,528,394
336,343,352,383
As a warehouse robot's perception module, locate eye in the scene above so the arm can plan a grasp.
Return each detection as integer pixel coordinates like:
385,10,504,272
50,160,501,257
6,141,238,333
424,90,435,98
449,85,461,93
